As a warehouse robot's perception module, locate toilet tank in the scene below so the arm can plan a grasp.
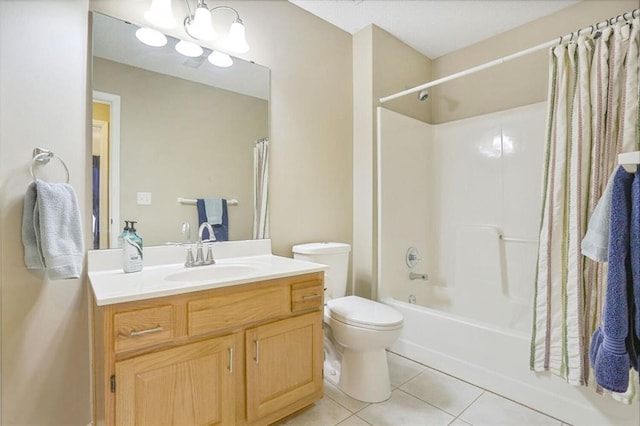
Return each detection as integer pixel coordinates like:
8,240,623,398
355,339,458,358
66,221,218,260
292,242,351,300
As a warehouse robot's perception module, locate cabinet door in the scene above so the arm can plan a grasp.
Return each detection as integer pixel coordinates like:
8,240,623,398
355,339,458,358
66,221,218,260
246,311,323,422
115,335,235,426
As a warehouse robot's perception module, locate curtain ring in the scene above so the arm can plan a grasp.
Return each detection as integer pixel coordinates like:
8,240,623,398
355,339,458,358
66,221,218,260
557,35,563,45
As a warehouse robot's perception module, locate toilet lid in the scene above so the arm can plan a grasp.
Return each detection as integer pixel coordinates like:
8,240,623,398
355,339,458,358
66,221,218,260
327,296,403,329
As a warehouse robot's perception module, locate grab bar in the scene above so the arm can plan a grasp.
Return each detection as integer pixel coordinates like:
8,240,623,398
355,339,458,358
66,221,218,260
500,235,538,244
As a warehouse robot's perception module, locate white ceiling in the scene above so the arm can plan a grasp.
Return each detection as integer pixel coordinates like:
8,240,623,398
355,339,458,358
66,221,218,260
289,0,581,59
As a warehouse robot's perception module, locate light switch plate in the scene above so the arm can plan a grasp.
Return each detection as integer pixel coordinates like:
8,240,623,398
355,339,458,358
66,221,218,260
137,192,152,205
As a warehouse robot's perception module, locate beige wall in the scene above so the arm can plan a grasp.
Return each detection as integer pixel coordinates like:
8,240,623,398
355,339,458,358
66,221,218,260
431,0,638,123
91,0,354,258
93,58,268,245
352,24,432,298
0,1,91,424
0,1,351,424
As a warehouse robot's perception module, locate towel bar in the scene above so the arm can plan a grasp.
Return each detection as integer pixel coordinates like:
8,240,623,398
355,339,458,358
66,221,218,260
178,197,239,206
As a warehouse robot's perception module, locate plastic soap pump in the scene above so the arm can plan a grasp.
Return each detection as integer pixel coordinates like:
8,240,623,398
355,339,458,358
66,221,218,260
123,220,143,273
117,221,131,248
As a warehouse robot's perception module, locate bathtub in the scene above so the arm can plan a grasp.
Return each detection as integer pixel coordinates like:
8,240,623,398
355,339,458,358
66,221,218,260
385,298,640,426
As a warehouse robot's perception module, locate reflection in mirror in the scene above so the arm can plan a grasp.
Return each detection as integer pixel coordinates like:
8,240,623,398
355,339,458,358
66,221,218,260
91,12,269,248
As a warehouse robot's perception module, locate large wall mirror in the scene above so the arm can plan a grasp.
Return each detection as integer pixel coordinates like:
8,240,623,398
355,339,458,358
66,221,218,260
91,12,270,248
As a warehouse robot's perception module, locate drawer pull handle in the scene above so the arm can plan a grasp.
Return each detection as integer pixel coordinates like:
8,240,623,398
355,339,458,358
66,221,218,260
302,294,321,300
228,347,234,373
130,325,164,337
254,340,260,364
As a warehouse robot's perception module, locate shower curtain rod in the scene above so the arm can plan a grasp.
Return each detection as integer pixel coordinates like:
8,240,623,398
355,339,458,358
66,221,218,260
379,8,639,104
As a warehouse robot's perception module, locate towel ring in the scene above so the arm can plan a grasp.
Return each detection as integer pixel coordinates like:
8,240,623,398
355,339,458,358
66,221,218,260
30,148,70,184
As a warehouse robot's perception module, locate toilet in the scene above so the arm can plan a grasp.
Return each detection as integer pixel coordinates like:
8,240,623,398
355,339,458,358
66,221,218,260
292,242,403,403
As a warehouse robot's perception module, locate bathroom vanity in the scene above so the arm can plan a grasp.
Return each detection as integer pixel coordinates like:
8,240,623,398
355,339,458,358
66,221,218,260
88,241,325,425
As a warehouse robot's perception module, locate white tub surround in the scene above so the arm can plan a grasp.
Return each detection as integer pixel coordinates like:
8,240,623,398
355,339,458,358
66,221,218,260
88,239,326,305
377,105,640,426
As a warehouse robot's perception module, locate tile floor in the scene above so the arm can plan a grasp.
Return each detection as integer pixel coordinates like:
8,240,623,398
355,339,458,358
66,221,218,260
276,351,567,426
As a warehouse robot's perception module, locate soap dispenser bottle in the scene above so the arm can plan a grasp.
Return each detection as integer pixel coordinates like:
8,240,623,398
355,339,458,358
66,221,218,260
117,221,130,248
123,221,143,273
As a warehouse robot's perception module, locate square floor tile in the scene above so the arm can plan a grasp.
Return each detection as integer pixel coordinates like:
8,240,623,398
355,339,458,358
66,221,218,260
276,397,352,426
324,379,370,413
357,389,454,426
400,368,483,416
459,392,561,426
337,414,373,425
449,419,473,426
387,350,427,387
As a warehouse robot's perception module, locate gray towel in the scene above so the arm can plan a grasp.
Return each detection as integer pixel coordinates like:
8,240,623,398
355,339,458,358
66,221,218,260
21,180,84,279
204,198,223,225
582,171,616,262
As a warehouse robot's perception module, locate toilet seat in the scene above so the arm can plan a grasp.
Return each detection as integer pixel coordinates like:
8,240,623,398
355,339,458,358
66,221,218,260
327,296,403,331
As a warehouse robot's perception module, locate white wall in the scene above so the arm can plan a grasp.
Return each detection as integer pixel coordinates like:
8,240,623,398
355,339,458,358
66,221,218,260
0,1,91,424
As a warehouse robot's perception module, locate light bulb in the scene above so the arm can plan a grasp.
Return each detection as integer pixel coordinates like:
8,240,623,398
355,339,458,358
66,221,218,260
175,40,204,57
224,19,249,53
208,51,233,67
186,4,215,41
144,0,177,29
135,27,167,47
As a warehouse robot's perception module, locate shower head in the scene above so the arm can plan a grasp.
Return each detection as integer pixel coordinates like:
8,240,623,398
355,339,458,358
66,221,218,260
418,89,429,101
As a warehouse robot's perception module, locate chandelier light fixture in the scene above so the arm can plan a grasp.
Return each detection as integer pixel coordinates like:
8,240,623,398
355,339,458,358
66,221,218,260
143,0,250,54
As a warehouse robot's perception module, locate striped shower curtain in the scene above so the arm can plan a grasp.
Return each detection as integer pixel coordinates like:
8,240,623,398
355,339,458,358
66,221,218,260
253,138,269,239
531,18,639,396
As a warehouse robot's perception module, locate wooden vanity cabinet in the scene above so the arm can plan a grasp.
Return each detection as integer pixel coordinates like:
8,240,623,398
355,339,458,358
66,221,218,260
91,272,324,426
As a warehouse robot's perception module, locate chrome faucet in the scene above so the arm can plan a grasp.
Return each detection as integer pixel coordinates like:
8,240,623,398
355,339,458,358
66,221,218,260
194,223,216,266
184,223,217,267
198,222,215,243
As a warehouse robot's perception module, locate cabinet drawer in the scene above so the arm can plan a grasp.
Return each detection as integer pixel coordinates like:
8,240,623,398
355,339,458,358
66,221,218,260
291,281,324,312
188,285,290,336
114,305,174,353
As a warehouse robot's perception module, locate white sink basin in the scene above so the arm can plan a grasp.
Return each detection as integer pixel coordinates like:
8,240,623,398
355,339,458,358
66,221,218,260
165,264,259,282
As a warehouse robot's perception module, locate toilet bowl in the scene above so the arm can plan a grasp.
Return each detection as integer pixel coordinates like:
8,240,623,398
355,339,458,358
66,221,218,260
326,295,403,402
292,242,404,403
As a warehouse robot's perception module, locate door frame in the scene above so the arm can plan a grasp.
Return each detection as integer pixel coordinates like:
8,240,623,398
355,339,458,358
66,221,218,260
92,90,121,248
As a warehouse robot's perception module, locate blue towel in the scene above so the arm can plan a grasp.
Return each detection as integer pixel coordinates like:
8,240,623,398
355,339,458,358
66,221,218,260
590,166,632,392
196,198,228,241
629,168,640,370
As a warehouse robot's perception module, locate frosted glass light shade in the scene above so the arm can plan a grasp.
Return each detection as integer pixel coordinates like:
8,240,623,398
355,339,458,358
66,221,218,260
175,40,204,57
186,5,215,40
135,27,168,47
225,19,249,53
208,51,233,67
144,0,177,29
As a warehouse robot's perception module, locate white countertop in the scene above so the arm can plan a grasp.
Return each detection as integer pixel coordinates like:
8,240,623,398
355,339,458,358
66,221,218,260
87,240,327,306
